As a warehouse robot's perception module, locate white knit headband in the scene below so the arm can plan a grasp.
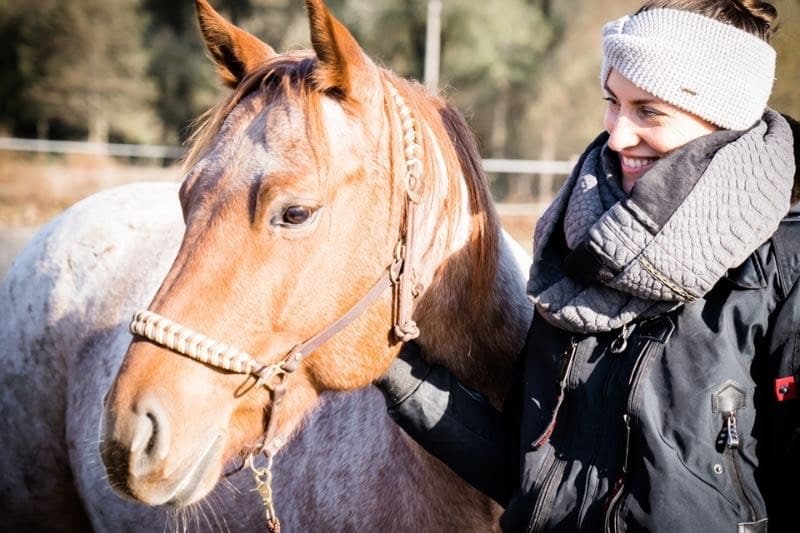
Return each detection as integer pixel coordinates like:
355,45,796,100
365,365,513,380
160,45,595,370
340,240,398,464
601,8,776,130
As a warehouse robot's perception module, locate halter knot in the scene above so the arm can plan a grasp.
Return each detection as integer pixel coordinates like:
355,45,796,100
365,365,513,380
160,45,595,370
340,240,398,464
394,321,420,342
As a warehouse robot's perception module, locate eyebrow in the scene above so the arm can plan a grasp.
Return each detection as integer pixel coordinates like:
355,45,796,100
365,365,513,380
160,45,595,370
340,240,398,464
603,85,660,106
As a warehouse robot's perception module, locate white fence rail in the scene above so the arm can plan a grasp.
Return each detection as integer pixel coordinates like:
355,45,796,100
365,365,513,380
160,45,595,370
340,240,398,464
0,137,574,176
482,158,573,175
0,137,185,159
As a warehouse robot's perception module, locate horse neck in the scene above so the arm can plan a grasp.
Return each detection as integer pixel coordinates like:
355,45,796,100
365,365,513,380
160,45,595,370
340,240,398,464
408,113,531,405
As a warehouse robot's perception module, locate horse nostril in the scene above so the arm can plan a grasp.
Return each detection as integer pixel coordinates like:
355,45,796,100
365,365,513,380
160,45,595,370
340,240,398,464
131,396,171,465
144,412,159,455
130,411,155,454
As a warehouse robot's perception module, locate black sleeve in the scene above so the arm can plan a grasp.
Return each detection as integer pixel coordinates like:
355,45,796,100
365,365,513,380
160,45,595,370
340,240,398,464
376,342,521,506
762,232,800,527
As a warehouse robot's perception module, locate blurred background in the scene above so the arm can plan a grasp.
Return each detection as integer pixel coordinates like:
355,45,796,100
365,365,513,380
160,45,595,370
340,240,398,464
0,0,797,272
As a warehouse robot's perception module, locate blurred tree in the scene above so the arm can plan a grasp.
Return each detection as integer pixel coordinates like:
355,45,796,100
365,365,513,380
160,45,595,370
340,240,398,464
0,0,795,155
439,0,555,160
240,0,308,52
308,0,555,165
771,0,800,119
16,0,156,143
143,0,218,144
0,0,55,137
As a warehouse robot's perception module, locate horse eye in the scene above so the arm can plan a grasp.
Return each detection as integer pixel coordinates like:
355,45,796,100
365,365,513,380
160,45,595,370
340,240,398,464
281,205,313,225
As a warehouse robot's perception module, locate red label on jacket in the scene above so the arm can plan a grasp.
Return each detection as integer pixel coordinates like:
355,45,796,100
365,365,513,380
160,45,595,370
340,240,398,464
775,376,797,402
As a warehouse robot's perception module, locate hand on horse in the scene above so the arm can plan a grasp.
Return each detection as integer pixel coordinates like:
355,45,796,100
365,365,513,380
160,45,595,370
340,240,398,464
374,341,432,407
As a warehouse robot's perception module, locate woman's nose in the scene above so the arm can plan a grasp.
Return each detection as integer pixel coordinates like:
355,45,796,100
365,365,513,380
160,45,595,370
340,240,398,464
606,114,640,152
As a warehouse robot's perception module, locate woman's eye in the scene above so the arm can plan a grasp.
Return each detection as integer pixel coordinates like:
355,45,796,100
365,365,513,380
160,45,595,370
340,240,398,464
639,107,661,119
281,205,313,225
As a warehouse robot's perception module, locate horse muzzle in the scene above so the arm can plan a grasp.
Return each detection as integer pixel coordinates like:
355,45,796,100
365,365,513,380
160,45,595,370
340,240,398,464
99,392,226,506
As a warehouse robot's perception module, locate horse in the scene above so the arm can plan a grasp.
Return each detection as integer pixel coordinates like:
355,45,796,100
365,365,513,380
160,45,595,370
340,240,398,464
0,0,533,530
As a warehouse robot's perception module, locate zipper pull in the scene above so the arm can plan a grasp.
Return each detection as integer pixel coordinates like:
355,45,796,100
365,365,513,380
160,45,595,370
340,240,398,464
621,413,632,474
558,337,579,388
610,323,634,354
725,411,740,449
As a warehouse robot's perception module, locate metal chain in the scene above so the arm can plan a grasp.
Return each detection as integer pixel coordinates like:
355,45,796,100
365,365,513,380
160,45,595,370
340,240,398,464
249,455,281,533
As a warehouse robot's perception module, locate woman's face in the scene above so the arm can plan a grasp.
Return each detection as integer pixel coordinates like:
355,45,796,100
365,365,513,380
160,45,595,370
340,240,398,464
603,69,719,193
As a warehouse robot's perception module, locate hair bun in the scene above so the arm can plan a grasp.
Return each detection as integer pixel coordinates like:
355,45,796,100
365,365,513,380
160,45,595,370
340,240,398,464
734,0,778,38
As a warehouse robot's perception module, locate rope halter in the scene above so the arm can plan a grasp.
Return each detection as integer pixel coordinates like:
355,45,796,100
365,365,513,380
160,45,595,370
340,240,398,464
129,310,290,388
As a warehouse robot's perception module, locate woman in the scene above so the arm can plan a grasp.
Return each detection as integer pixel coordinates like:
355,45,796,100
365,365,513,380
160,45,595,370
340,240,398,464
377,1,800,531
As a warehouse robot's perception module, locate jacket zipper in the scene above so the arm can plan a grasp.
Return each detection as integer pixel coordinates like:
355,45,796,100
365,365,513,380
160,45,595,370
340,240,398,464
722,410,757,522
528,454,568,533
626,340,659,414
603,414,631,533
603,339,658,533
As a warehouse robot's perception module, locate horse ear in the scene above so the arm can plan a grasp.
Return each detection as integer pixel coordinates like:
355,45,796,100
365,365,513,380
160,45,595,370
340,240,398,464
195,0,276,88
305,0,380,102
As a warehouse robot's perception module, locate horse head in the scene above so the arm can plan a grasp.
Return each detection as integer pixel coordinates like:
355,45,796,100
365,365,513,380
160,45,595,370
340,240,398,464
100,0,530,508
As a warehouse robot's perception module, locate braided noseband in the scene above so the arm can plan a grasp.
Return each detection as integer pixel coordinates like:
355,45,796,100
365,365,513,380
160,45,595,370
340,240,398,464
129,310,289,385
127,81,425,532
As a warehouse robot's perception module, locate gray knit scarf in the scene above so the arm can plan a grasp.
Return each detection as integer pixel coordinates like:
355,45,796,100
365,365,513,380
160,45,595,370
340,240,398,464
528,109,795,333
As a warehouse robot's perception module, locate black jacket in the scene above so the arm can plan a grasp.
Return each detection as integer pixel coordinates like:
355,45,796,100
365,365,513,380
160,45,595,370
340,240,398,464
382,119,800,532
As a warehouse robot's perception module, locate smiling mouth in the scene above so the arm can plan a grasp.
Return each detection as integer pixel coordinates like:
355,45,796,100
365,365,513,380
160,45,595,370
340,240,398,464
620,155,659,176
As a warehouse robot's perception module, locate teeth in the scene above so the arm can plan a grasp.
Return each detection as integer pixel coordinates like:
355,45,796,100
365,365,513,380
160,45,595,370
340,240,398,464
622,156,657,169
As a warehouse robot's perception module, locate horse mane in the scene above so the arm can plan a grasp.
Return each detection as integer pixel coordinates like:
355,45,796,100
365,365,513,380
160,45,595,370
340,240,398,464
369,72,499,311
183,52,500,310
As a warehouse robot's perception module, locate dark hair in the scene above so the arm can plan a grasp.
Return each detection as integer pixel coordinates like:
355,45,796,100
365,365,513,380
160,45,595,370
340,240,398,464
636,0,778,42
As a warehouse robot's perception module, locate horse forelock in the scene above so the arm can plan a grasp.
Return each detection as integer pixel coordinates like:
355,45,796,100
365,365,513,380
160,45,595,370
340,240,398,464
183,52,325,174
